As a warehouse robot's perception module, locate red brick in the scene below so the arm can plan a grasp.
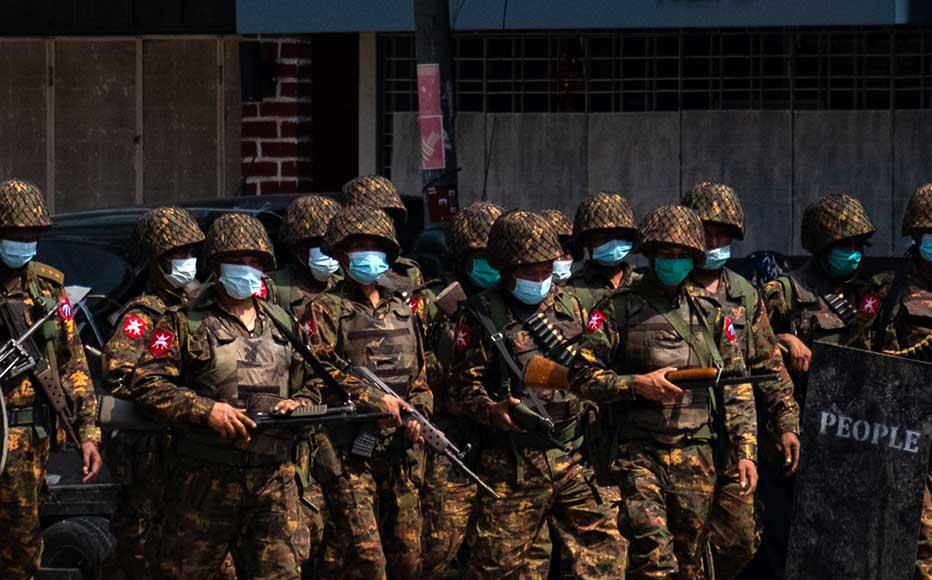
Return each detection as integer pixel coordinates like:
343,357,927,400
241,141,258,158
280,82,312,99
296,64,313,78
279,42,312,60
280,161,314,177
260,141,299,158
245,182,258,195
242,103,259,118
276,63,298,78
280,121,314,138
259,101,310,118
242,161,279,178
260,180,299,195
242,120,278,139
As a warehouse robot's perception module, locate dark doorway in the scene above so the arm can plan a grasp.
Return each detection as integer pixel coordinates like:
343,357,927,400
310,33,359,191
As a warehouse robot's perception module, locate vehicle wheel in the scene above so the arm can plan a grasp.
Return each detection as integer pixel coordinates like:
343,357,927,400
42,516,115,579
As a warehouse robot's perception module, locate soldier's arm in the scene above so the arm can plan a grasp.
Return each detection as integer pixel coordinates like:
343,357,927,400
54,286,101,444
447,311,500,426
747,292,800,435
762,279,792,335
569,297,637,403
406,308,434,416
101,307,157,396
126,311,215,426
716,310,758,463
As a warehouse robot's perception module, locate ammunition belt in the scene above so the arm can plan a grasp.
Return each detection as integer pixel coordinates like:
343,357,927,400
7,404,49,427
884,332,932,362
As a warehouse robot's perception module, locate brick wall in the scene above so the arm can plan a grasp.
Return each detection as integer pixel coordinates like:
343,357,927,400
241,36,313,195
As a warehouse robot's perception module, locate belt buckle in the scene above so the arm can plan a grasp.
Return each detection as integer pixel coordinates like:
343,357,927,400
490,332,504,343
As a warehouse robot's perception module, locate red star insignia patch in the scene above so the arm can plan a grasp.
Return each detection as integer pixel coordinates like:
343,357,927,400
148,330,174,357
123,315,147,340
301,317,316,338
408,296,421,314
254,281,268,300
57,296,74,320
724,317,738,343
453,321,471,353
860,294,880,317
586,310,605,332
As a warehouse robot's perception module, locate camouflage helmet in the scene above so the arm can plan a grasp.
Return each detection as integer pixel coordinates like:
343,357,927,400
800,193,876,254
204,213,276,269
280,195,341,247
450,202,504,261
487,210,563,271
573,192,637,242
0,179,52,230
902,184,932,236
324,204,400,261
341,175,407,222
540,209,574,242
131,207,205,264
636,205,706,263
681,181,745,240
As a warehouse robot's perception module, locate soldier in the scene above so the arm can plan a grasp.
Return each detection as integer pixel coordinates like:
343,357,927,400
100,207,205,579
875,183,932,579
127,213,315,579
304,204,431,580
541,208,577,285
0,179,102,578
449,210,627,579
421,201,503,577
566,192,642,315
572,205,758,580
682,183,800,580
341,175,423,292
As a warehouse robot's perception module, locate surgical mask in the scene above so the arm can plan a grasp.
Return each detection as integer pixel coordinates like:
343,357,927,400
701,245,731,271
919,234,932,263
0,239,37,269
307,247,340,282
826,248,862,279
218,263,263,300
165,257,197,288
347,251,389,285
552,259,574,282
654,257,694,286
591,239,633,266
468,258,501,289
511,275,552,305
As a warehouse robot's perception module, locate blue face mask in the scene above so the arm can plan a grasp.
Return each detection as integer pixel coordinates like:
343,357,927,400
919,234,932,263
0,239,37,269
165,257,197,288
701,245,731,271
511,275,553,305
219,263,263,300
552,259,574,282
347,251,389,285
591,239,633,266
654,257,695,287
468,257,501,289
307,247,340,282
826,248,862,279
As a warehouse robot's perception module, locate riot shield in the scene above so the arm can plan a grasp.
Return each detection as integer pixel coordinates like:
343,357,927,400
0,386,7,475
785,342,932,580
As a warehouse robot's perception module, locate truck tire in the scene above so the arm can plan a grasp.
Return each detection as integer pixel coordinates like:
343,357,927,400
41,516,115,579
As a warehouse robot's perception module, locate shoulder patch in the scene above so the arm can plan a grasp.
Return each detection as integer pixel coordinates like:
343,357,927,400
148,329,174,357
255,280,269,300
860,293,880,318
724,317,738,343
408,296,422,315
122,315,147,340
586,309,606,332
57,295,74,320
301,316,316,338
453,320,471,353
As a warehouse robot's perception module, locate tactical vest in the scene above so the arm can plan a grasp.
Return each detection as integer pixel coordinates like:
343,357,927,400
610,287,720,444
716,268,759,364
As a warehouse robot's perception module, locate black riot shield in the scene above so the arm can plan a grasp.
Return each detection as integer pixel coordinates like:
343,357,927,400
785,342,932,580
0,386,6,474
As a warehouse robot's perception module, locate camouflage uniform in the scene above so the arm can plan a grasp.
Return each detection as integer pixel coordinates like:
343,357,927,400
0,179,100,579
100,207,205,580
683,183,799,580
566,192,642,315
304,205,432,580
128,214,312,579
572,205,757,580
877,184,932,580
450,210,627,580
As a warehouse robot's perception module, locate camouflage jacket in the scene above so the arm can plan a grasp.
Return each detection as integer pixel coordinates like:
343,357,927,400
565,261,643,317
127,288,317,428
448,288,586,429
268,263,341,321
880,261,932,356
303,280,432,415
571,276,757,462
763,259,893,351
1,261,99,444
692,268,799,436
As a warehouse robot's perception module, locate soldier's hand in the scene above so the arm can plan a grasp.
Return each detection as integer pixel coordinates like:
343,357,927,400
377,395,412,429
738,459,758,495
81,441,102,482
207,402,256,442
404,419,425,449
272,398,310,415
633,367,684,403
778,333,812,374
776,431,801,474
488,397,524,432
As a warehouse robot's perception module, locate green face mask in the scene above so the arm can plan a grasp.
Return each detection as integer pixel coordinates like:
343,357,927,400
654,256,695,286
468,257,501,289
826,248,862,279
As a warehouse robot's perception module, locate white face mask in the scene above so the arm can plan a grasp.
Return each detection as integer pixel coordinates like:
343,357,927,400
307,247,340,282
164,257,197,288
552,259,574,282
218,263,263,300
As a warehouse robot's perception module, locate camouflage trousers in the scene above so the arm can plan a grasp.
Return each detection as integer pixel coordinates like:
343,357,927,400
612,440,716,580
465,442,626,580
708,462,759,580
916,471,932,580
294,440,325,570
316,446,424,580
0,427,50,579
421,448,478,577
145,459,303,580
